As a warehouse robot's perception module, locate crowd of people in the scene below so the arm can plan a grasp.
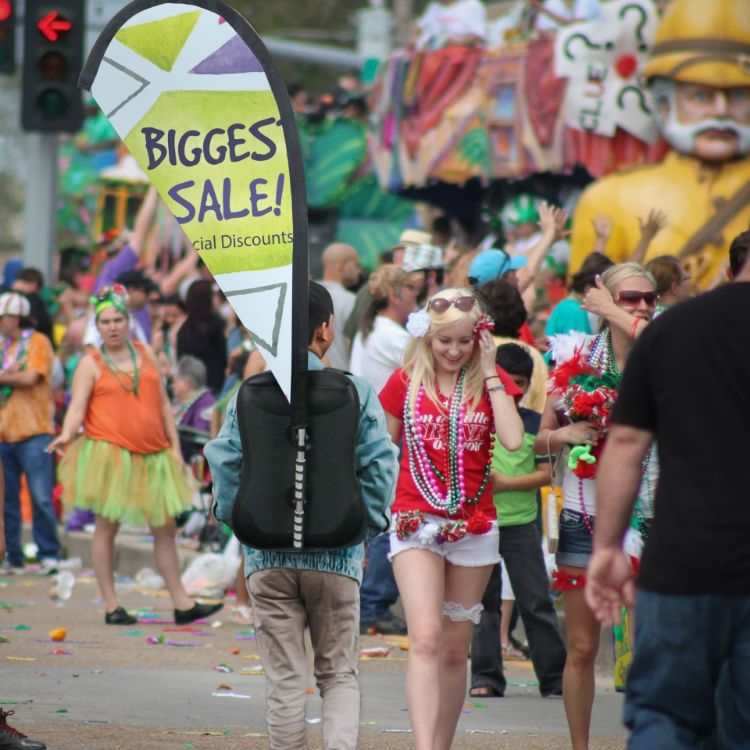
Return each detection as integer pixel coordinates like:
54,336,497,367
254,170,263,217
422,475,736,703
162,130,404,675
2,164,747,750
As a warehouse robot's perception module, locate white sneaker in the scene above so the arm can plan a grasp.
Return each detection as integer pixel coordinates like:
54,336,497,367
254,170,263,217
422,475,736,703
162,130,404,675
38,559,60,576
231,605,253,626
0,562,28,575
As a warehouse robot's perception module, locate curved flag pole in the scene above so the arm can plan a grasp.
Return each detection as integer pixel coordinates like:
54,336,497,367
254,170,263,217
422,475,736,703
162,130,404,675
81,0,310,544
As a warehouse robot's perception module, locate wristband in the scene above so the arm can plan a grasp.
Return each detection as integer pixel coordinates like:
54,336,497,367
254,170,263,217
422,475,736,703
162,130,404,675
484,375,500,382
487,385,505,394
628,318,641,340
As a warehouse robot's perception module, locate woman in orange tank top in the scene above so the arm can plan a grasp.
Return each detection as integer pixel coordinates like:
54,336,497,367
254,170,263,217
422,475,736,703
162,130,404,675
49,286,223,626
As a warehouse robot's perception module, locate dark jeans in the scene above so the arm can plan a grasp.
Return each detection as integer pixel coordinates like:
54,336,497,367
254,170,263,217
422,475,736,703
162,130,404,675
360,533,399,622
0,434,60,566
471,521,566,696
626,589,750,749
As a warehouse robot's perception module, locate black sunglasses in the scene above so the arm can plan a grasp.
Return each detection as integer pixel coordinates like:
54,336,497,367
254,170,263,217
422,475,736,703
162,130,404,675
617,290,658,306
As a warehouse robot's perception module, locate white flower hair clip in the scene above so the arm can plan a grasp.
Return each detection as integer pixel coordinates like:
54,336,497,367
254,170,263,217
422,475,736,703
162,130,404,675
406,309,431,338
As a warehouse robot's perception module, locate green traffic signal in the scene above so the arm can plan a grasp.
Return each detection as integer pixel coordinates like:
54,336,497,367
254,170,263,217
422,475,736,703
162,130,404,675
37,87,67,118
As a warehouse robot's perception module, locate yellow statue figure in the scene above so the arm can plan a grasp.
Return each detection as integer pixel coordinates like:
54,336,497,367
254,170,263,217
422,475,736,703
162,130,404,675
569,0,750,288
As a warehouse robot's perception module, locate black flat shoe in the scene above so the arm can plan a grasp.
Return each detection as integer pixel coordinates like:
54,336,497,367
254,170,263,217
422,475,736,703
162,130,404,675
174,602,223,625
105,606,137,625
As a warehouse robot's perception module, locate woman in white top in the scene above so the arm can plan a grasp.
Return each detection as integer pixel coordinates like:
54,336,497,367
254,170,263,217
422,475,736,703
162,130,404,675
535,263,657,750
350,265,421,393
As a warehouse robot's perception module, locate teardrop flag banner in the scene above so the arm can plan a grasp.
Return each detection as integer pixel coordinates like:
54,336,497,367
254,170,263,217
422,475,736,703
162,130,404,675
80,0,309,418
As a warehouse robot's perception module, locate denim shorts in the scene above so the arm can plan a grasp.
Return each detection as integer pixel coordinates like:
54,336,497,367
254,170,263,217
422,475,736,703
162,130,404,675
389,513,501,568
555,508,594,569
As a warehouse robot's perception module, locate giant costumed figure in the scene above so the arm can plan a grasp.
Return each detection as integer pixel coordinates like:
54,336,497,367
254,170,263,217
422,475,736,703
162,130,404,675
569,0,750,288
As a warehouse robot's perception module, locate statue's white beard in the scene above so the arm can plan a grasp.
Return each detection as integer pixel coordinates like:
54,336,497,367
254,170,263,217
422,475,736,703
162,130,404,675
662,114,750,157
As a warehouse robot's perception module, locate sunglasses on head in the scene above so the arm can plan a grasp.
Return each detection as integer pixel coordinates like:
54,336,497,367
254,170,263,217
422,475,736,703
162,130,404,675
427,295,476,314
617,290,658,306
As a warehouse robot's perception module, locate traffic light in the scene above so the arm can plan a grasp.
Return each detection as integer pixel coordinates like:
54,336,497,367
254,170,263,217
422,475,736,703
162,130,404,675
0,0,14,74
22,0,85,132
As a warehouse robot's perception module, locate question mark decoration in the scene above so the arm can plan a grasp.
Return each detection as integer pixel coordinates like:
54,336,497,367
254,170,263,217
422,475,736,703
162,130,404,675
554,0,660,143
563,32,613,61
619,3,649,53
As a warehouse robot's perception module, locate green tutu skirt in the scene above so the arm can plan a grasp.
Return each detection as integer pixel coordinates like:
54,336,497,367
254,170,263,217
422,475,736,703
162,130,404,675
59,437,194,527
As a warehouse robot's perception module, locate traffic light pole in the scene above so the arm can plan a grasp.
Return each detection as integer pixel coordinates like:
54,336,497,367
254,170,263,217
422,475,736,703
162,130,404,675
23,132,57,281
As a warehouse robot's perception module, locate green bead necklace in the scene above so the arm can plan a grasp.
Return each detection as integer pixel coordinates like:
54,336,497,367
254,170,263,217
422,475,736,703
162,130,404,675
100,341,140,396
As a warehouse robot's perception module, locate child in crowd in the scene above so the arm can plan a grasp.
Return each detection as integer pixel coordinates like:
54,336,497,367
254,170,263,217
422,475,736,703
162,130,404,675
470,343,566,698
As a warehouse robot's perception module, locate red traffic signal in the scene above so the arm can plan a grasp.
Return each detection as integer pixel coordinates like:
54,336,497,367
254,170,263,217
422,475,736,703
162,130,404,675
37,10,72,42
0,0,14,75
22,0,84,131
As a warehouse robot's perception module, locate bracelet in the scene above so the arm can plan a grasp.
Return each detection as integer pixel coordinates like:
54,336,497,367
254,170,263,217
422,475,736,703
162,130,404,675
484,375,500,382
487,385,505,394
628,318,641,340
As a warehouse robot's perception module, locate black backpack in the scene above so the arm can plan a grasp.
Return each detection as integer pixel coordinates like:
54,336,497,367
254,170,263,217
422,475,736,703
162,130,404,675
231,369,366,551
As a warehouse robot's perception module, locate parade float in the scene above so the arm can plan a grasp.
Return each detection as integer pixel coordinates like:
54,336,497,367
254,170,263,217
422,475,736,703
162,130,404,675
370,1,665,191
369,0,750,288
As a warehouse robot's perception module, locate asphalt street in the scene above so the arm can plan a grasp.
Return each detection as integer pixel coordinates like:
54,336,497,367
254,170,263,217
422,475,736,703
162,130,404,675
1,558,627,749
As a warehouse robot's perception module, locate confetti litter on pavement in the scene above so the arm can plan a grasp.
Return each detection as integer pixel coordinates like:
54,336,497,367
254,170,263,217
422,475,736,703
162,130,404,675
306,718,322,724
382,729,412,733
164,626,203,632
240,733,268,738
6,657,36,661
211,691,250,699
213,664,233,673
165,640,204,647
118,630,144,637
239,667,265,675
359,646,390,658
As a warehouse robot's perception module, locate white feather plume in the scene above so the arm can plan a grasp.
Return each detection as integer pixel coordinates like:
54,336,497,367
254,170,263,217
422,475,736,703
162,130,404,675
547,331,595,365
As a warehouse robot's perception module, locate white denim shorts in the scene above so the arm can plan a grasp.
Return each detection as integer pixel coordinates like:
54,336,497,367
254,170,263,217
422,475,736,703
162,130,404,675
388,512,501,568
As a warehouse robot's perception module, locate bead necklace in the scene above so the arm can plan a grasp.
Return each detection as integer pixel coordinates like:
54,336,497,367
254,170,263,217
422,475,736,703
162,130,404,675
633,447,656,536
175,388,210,425
100,341,140,396
577,330,621,534
587,329,621,377
0,329,33,406
403,367,492,515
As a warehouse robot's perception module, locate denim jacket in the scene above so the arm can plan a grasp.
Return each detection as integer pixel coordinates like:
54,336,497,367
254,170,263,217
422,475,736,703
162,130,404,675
205,351,398,583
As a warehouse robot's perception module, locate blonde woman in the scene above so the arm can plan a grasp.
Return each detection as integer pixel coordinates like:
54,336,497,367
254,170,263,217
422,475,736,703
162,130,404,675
536,263,657,750
350,264,421,393
379,287,524,750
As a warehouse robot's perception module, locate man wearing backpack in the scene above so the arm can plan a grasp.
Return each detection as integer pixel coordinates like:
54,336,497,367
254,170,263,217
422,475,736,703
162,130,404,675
206,281,398,750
